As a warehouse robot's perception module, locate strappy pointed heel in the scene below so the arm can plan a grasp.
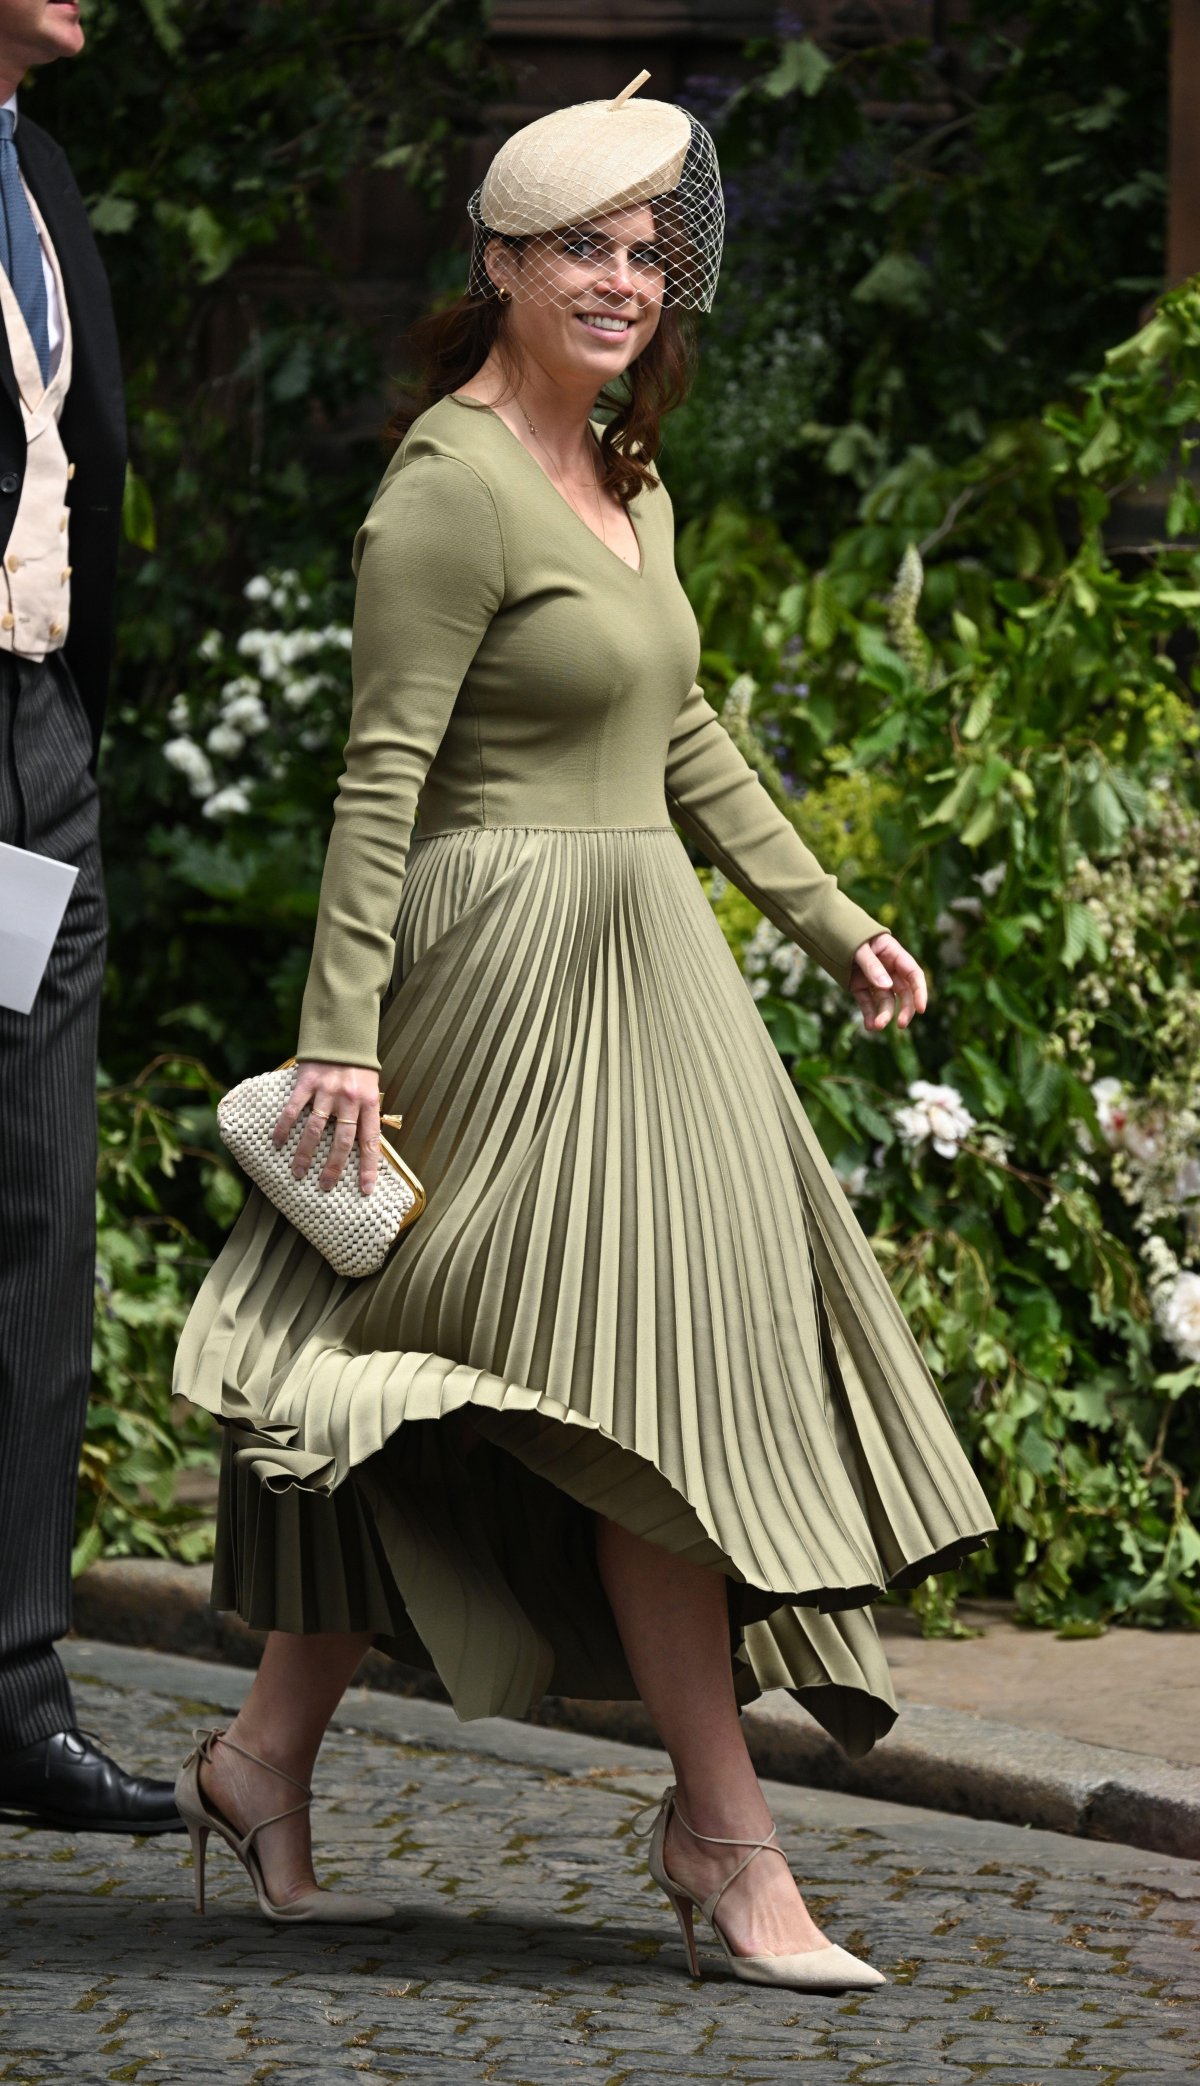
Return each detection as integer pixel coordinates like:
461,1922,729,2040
174,1729,395,1925
632,1785,886,1991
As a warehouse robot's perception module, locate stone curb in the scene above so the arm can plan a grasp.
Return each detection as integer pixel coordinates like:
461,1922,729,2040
73,1558,1200,1862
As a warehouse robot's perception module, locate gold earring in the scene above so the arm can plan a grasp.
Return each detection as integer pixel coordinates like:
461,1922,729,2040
497,286,512,303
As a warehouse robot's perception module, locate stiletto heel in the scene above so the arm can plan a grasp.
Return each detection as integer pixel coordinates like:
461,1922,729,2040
632,1785,886,1993
664,1883,701,1978
186,1819,209,1914
174,1729,395,1926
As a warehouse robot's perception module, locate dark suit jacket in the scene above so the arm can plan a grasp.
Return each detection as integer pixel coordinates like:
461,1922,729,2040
1,112,126,763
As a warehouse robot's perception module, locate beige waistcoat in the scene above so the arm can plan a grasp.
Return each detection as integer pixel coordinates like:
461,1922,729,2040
0,185,73,660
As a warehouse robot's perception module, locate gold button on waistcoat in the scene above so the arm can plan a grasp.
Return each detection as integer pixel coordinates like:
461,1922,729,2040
6,553,18,572
1,613,13,630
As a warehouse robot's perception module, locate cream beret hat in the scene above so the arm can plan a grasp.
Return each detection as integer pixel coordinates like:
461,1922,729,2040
467,72,724,313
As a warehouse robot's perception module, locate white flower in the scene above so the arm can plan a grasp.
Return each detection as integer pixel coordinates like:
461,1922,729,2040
1173,1158,1200,1206
770,942,808,997
222,691,269,735
197,629,223,663
1091,1077,1128,1146
1124,1116,1164,1168
282,674,321,710
1142,1232,1180,1291
220,674,262,703
167,694,190,729
1155,1269,1200,1363
243,575,272,603
162,735,216,799
975,862,1006,898
895,1079,975,1159
298,726,328,752
837,1162,869,1200
202,783,252,820
206,720,245,757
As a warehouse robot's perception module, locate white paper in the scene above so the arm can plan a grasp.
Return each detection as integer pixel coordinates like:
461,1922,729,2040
0,839,79,1014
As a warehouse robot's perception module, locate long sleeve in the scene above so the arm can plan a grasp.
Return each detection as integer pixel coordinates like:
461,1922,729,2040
665,682,886,990
297,455,505,1070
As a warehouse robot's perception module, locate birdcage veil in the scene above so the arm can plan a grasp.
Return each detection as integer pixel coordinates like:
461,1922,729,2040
466,72,724,315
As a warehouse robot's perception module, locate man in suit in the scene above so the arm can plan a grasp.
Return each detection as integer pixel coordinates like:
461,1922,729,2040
0,0,179,1832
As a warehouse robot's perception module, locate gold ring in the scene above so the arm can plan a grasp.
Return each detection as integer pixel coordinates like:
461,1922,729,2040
309,1109,329,1121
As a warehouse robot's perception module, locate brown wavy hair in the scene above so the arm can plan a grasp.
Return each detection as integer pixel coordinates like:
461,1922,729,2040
385,293,697,508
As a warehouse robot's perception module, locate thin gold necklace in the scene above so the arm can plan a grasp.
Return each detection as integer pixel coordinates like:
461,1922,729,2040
517,400,611,552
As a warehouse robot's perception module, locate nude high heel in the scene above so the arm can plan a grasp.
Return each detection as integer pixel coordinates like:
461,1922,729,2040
174,1729,395,1925
633,1784,886,1991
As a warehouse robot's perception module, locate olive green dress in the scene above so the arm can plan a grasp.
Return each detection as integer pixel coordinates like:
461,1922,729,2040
174,395,996,1759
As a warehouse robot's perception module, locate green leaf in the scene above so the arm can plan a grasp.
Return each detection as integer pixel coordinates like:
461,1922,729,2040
122,466,156,552
1075,415,1123,476
960,796,1001,847
71,1523,105,1578
762,38,834,100
1061,900,1106,968
961,683,996,741
850,253,930,314
140,0,184,56
89,194,139,237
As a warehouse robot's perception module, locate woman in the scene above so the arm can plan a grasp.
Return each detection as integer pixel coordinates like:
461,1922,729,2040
173,77,996,1988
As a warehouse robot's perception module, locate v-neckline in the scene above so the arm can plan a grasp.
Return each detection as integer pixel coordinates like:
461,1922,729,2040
446,393,645,580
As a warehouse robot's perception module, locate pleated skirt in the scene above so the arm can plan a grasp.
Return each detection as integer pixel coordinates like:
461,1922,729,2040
175,824,996,1760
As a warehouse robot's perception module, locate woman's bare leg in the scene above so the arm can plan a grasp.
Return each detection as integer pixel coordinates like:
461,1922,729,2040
595,1518,829,1957
197,1628,372,1904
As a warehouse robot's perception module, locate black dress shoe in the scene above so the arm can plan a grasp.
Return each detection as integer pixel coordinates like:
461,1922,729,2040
0,1728,184,1834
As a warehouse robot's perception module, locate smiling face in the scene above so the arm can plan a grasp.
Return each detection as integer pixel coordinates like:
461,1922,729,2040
0,0,84,73
485,202,666,391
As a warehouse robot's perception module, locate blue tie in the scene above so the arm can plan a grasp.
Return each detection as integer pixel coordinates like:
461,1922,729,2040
0,109,49,385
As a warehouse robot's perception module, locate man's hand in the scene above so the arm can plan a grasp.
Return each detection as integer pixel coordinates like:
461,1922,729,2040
271,1061,384,1195
850,931,928,1033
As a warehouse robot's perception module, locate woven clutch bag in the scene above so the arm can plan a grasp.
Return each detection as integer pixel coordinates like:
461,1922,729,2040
216,1059,425,1279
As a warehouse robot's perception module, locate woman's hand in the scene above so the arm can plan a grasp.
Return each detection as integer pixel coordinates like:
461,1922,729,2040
271,1061,384,1196
850,931,928,1033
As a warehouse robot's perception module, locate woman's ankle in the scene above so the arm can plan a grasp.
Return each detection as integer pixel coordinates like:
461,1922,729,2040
219,1719,315,1790
672,1781,774,1848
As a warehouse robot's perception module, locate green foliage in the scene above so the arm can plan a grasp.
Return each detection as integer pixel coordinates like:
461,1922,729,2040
29,0,495,1084
78,1059,242,1569
689,282,1200,1631
39,2,494,1558
665,0,1168,541
54,2,1196,1629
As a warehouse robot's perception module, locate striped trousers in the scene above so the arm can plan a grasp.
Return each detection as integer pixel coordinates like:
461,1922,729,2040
0,652,106,1751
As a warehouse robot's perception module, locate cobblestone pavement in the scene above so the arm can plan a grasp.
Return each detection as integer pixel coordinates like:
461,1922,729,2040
0,1643,1197,2086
